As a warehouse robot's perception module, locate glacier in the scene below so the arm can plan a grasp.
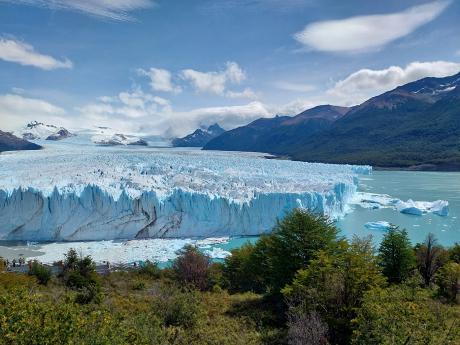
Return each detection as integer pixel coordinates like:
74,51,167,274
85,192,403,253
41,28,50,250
0,141,371,241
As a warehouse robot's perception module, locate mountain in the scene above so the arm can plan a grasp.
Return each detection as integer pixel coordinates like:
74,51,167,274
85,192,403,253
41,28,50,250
203,105,349,153
16,121,74,141
0,131,42,153
204,72,460,169
290,72,460,169
172,123,225,147
91,128,148,146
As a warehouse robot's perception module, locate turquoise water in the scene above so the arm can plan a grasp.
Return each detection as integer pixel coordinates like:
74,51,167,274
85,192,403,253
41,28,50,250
337,171,460,247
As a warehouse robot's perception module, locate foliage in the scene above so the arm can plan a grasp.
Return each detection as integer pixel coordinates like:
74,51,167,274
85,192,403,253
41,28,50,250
415,233,449,287
173,245,211,291
378,227,415,283
436,262,460,303
28,261,52,285
449,243,460,263
352,284,460,344
61,248,100,304
283,236,386,344
153,285,205,328
138,260,161,278
223,242,265,293
225,209,341,296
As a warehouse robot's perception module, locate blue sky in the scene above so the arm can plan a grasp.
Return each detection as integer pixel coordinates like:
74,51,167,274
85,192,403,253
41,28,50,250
0,0,459,135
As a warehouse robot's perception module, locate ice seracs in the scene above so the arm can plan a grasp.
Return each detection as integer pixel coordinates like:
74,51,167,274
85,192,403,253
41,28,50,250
0,143,370,241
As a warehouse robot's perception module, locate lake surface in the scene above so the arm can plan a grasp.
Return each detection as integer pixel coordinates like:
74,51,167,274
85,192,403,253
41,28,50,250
337,170,460,246
1,170,459,264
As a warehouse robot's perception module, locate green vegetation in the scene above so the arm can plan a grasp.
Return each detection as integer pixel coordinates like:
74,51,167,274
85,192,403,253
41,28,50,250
0,209,459,344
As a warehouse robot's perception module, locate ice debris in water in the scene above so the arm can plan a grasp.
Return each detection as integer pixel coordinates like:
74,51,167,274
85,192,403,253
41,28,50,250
353,193,449,217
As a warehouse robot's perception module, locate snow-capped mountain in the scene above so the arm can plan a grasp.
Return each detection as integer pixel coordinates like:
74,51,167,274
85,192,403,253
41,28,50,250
91,127,148,146
0,130,41,152
16,121,74,141
172,123,225,147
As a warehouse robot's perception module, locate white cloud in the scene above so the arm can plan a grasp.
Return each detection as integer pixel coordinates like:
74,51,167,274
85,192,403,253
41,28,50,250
294,1,451,53
226,88,259,100
0,38,72,70
327,60,460,105
138,68,181,93
0,93,67,130
180,61,246,95
1,0,154,21
273,81,316,93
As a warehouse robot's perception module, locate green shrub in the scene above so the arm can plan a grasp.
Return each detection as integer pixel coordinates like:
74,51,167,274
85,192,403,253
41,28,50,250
28,261,52,285
153,286,205,328
138,260,161,278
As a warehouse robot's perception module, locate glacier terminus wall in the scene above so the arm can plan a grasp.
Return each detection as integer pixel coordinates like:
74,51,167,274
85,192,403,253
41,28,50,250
0,144,371,241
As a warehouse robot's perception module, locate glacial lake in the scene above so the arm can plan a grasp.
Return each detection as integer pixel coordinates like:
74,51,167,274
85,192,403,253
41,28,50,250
0,170,459,264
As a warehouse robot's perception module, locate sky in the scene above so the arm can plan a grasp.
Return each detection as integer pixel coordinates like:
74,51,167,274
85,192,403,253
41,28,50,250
0,0,459,136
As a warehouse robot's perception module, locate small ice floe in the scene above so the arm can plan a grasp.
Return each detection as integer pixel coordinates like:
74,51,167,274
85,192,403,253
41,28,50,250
353,193,449,217
364,221,392,231
203,247,232,259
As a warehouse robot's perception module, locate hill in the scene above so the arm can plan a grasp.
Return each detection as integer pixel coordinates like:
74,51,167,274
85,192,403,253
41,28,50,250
204,72,460,169
204,105,349,154
0,131,42,153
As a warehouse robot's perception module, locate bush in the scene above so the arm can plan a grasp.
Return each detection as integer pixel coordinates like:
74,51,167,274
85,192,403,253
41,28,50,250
352,284,460,344
153,286,205,328
436,262,460,303
61,248,100,304
28,261,52,285
173,245,211,291
138,260,161,278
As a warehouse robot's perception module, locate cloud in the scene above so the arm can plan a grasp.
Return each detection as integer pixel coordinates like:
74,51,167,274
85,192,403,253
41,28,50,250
0,38,72,70
1,0,154,21
180,62,246,95
0,93,67,130
327,60,460,105
226,88,259,100
138,68,181,93
273,81,316,93
294,1,451,53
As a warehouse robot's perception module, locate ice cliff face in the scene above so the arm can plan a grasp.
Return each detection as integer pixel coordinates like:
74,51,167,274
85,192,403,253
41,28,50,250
0,145,370,241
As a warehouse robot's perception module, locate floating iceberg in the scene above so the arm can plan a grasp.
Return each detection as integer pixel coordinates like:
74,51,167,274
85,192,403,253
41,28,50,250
364,221,392,231
0,145,370,241
396,199,449,217
353,192,449,217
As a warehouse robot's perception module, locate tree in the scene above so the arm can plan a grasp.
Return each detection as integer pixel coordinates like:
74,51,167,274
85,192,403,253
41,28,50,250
436,262,460,303
223,242,265,293
173,245,211,291
378,227,415,284
415,233,449,287
261,209,342,295
283,236,386,344
449,243,460,263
